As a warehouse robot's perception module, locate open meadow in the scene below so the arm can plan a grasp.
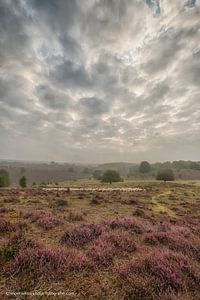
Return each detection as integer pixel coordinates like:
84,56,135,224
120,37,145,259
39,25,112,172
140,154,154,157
1,180,200,299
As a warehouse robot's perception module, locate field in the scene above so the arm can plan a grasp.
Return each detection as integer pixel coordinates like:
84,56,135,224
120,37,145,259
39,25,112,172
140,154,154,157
1,180,200,299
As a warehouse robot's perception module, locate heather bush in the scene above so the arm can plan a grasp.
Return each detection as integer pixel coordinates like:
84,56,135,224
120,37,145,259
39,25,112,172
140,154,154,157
67,210,84,221
0,231,38,264
0,207,12,214
60,224,103,247
88,239,114,267
23,210,59,229
88,230,137,268
144,231,200,260
0,218,15,233
105,216,144,234
133,209,145,217
116,249,200,298
122,198,139,205
90,197,101,205
99,230,137,253
36,215,62,230
54,198,68,207
23,210,43,222
10,246,91,280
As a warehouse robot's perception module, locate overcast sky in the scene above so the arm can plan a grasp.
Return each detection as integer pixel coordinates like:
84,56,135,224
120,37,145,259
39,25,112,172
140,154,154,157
0,0,199,163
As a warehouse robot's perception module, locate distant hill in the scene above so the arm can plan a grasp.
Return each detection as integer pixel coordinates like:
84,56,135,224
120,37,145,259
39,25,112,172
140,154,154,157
0,160,200,186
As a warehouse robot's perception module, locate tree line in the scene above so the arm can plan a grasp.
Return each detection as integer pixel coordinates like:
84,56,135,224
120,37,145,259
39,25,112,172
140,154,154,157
0,169,27,188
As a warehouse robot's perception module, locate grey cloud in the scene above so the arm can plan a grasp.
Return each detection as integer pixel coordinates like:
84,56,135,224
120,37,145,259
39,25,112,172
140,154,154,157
0,0,200,162
35,84,71,109
77,97,109,117
49,60,91,89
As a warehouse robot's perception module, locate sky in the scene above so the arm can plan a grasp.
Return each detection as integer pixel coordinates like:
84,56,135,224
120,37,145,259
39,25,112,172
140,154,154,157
0,0,199,163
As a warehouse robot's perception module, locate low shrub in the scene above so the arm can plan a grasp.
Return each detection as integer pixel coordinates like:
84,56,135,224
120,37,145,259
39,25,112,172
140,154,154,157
36,215,62,230
0,218,15,233
0,207,12,214
53,198,69,207
116,249,200,298
23,210,43,222
144,230,200,260
133,209,145,217
88,239,114,267
10,246,91,280
0,231,38,264
105,217,144,234
60,224,103,247
90,198,101,205
88,230,137,268
67,210,84,222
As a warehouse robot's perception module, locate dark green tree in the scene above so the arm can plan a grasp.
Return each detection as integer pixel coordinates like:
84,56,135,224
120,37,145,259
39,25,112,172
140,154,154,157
139,161,151,173
101,170,121,184
19,176,27,188
156,169,175,182
0,169,10,187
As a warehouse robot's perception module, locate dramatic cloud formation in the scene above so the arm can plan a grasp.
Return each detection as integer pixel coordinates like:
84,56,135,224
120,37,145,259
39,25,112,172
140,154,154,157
0,0,199,163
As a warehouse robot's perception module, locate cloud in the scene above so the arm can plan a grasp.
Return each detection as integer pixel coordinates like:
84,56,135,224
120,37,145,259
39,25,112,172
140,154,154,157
0,0,199,162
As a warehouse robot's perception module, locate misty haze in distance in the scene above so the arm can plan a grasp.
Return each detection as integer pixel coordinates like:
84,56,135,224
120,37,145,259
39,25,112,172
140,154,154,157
0,0,199,163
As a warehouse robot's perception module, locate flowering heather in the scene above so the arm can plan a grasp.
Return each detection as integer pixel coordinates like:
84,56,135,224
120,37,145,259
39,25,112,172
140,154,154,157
88,238,114,267
14,220,28,230
116,249,200,298
0,207,12,214
105,216,144,234
0,218,15,233
36,215,63,230
67,210,84,221
10,246,91,280
23,210,44,222
60,223,103,247
98,230,137,253
88,230,137,268
144,231,200,260
1,231,39,264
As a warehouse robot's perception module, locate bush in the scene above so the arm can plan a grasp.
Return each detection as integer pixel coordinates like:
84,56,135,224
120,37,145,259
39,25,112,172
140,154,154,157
67,210,84,222
36,215,63,230
105,217,144,234
156,169,175,182
60,224,103,247
101,170,122,184
23,210,44,222
139,161,151,174
133,209,145,217
88,230,137,267
0,218,15,233
0,169,10,187
54,198,68,207
116,249,200,298
19,176,27,188
144,231,200,260
10,246,91,280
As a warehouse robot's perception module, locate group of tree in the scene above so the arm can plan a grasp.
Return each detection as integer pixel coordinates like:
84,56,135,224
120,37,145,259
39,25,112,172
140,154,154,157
139,161,175,181
93,160,175,183
101,170,122,184
93,169,122,184
156,168,175,182
0,169,10,187
0,169,27,188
